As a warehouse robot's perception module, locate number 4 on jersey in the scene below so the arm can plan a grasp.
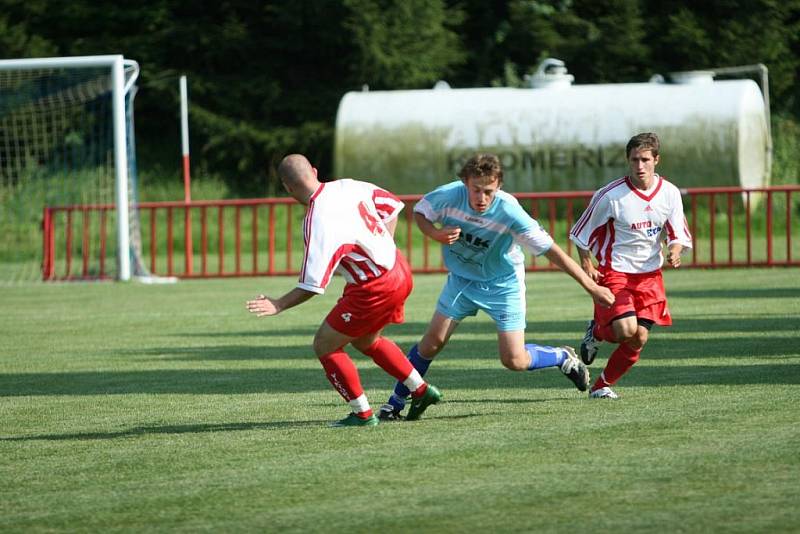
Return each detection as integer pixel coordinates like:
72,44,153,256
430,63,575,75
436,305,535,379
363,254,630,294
358,201,385,235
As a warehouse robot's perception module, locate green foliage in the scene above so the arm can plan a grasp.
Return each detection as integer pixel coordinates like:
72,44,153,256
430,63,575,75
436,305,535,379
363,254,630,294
190,105,332,197
653,1,800,109
772,114,800,186
0,0,798,194
343,0,466,89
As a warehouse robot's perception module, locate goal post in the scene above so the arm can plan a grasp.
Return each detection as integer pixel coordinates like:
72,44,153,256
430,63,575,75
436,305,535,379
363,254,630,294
0,54,142,281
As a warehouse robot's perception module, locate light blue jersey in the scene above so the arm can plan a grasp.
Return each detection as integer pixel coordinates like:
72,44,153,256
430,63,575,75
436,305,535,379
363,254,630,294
384,181,576,411
414,180,554,282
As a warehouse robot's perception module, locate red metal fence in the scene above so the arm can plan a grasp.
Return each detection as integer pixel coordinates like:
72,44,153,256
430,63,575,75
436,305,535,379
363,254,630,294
42,185,800,280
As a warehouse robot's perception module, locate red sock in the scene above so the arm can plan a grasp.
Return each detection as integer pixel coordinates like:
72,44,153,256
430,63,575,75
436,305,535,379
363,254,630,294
594,322,617,343
361,338,428,398
361,337,414,382
319,350,363,403
591,342,641,391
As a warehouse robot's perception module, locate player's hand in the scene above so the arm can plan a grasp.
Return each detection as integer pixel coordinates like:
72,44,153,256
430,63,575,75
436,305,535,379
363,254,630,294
246,294,280,317
666,251,681,268
593,286,615,307
433,226,461,245
582,263,602,283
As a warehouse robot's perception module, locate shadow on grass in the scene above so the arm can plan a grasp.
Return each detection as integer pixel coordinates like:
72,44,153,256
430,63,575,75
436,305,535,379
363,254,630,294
0,420,329,442
178,320,493,340
1,362,797,398
123,314,799,363
163,316,800,362
667,287,800,300
131,337,500,362
0,412,494,442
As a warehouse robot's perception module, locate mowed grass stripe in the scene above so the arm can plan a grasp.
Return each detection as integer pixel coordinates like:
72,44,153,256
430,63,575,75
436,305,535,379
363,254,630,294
0,268,798,532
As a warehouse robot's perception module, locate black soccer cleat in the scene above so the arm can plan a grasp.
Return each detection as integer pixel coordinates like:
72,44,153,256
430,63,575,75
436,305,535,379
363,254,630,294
377,404,405,421
560,346,590,392
580,320,600,365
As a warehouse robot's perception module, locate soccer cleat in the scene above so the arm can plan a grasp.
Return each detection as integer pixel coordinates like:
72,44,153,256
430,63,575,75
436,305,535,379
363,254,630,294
377,404,405,421
560,346,590,392
589,386,619,399
580,320,600,365
330,413,379,427
405,384,442,421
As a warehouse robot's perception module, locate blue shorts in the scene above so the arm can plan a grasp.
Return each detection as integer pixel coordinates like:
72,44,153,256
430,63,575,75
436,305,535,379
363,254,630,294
435,269,526,332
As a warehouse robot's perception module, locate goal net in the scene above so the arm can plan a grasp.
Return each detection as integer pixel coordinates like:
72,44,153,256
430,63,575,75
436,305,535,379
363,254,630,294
0,55,150,283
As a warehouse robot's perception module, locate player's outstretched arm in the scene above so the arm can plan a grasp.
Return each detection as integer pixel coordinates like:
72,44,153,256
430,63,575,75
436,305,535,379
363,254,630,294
544,244,615,307
414,212,461,245
246,287,315,317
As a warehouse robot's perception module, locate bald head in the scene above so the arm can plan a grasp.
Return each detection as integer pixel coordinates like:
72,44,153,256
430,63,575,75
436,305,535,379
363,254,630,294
277,154,320,204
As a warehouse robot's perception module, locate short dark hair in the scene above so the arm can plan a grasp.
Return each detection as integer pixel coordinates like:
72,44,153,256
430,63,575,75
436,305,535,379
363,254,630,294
626,132,660,158
458,153,503,184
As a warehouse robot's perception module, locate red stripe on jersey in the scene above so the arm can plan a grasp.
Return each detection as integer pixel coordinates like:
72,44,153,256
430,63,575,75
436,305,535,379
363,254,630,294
337,259,362,282
299,201,316,282
303,243,389,290
665,220,677,242
316,244,358,289
309,182,326,202
571,178,627,238
587,221,611,267
340,255,386,283
300,184,328,282
588,224,607,253
372,188,403,220
601,221,616,268
625,176,663,201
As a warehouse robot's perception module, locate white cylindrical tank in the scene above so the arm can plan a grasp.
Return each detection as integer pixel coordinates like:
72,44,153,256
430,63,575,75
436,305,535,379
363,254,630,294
334,70,769,194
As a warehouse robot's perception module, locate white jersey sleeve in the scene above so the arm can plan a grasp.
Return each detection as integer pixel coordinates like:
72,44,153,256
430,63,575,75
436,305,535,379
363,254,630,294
663,186,693,249
569,180,618,252
505,196,553,257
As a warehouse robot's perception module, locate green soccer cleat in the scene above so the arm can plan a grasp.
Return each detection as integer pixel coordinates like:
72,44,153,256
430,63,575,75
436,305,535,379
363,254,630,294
330,413,379,427
405,384,442,421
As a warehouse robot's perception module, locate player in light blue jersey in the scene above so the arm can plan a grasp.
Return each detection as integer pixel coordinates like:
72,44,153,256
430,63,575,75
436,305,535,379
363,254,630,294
379,153,615,420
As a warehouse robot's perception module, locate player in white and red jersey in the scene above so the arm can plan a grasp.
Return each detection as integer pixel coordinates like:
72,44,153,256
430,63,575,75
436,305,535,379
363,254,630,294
569,133,693,399
246,154,442,426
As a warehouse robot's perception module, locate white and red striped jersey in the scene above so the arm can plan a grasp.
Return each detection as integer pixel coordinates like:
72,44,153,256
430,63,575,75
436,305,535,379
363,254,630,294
569,175,693,273
298,179,404,294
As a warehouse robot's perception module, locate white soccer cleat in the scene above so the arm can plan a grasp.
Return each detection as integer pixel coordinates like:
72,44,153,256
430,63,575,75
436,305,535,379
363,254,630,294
589,386,619,399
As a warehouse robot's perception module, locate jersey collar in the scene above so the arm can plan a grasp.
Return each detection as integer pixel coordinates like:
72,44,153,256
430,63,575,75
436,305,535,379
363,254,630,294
308,182,325,203
625,174,662,202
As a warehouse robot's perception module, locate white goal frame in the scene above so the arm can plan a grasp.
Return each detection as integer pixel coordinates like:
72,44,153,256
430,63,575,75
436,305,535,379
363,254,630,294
0,54,139,280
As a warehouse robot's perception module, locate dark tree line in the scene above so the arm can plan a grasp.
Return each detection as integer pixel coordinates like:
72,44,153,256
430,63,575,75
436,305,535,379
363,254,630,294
2,0,798,195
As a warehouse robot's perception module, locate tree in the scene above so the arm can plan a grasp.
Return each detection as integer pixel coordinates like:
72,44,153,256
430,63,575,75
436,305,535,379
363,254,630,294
343,0,466,89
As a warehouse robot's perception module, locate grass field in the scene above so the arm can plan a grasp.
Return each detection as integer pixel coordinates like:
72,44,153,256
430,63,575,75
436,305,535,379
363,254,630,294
1,268,799,532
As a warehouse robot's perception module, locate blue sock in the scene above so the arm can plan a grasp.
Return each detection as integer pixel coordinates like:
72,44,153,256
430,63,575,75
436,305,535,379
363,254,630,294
387,344,432,411
525,344,567,370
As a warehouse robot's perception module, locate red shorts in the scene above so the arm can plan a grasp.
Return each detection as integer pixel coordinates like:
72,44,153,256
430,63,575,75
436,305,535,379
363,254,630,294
595,268,672,328
325,251,413,338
